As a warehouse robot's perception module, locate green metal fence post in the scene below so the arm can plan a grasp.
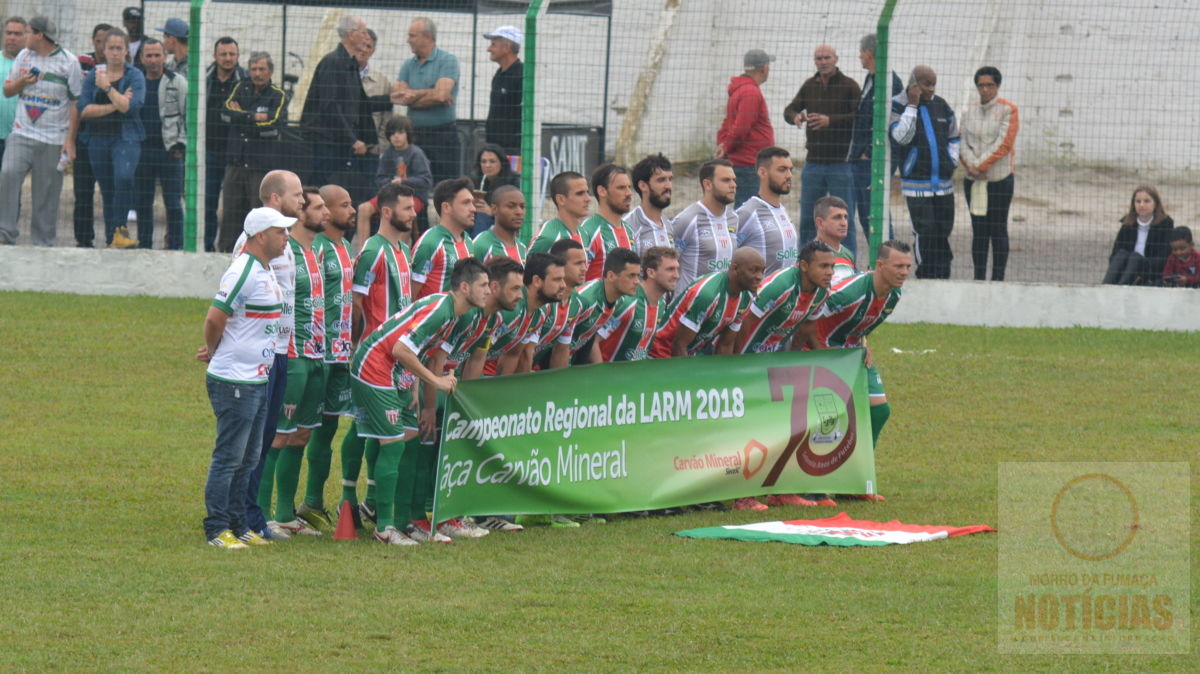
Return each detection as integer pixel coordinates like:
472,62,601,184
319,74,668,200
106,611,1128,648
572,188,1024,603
870,0,900,267
519,0,549,245
184,0,203,251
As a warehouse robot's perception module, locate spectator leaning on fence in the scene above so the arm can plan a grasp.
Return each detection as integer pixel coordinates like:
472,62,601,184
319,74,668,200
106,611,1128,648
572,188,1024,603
483,24,523,156
0,16,82,247
158,17,189,76
960,66,1019,282
205,37,247,252
716,49,774,210
135,38,187,250
393,17,460,185
1103,185,1173,286
848,33,903,251
0,16,27,165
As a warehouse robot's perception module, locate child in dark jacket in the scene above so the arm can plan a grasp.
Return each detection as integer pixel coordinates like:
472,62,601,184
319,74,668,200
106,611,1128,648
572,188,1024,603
1162,226,1200,288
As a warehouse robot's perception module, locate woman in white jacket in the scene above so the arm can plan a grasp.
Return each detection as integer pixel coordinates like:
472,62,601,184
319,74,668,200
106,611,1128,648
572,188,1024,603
960,66,1019,281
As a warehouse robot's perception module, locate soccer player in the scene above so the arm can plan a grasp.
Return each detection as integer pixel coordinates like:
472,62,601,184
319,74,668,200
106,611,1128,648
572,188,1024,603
530,238,587,370
579,163,635,281
671,158,738,288
259,187,328,537
598,246,680,362
813,195,857,284
296,184,356,531
349,258,490,545
529,170,589,254
482,252,566,376
738,240,835,355
625,154,674,254
411,177,476,299
651,246,763,358
567,247,641,364
470,184,527,263
811,239,913,502
736,146,799,274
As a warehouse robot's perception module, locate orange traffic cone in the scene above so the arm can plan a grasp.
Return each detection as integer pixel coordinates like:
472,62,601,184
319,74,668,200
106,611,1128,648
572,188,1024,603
333,500,357,541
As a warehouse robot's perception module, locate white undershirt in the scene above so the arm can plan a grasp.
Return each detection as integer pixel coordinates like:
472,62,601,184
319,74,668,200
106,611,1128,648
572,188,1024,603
1134,217,1151,256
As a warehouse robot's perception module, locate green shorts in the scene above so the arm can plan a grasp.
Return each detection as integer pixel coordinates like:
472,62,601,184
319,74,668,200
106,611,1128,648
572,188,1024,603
276,357,327,433
867,363,886,400
352,379,416,440
322,362,354,417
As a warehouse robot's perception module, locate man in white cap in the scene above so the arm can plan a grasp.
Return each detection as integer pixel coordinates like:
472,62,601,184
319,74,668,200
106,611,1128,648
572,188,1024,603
483,25,523,155
197,205,294,549
158,17,189,75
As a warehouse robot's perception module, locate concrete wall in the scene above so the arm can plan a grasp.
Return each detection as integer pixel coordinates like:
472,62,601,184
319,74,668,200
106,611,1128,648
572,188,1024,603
3,247,1197,331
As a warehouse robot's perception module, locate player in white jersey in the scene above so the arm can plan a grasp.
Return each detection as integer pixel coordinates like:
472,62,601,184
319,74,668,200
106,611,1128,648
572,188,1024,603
670,158,738,288
736,146,799,275
624,153,674,254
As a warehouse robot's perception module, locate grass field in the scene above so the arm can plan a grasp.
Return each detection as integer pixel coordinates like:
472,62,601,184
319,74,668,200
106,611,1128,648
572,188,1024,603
2,291,1195,671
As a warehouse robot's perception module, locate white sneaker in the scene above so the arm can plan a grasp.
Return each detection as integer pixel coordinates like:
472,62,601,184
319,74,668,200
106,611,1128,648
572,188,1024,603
461,517,491,538
373,525,418,546
437,517,488,539
264,521,292,539
276,518,323,536
477,516,524,532
404,522,451,544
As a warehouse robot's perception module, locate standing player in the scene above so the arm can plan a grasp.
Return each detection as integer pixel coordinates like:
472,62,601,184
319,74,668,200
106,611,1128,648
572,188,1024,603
598,246,680,362
651,247,763,358
738,241,835,355
529,171,589,254
579,164,635,281
736,147,798,274
411,177,476,298
671,159,738,288
470,184,527,263
813,195,857,284
530,238,587,370
811,239,913,502
625,154,674,254
567,247,641,364
296,184,355,531
349,259,489,545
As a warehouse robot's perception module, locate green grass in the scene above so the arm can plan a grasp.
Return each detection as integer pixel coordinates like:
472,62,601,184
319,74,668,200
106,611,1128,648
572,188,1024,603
1,291,1196,671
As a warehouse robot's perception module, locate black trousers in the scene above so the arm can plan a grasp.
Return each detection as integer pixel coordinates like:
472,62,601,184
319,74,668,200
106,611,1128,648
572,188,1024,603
906,193,955,279
417,122,461,186
73,141,98,247
964,174,1014,281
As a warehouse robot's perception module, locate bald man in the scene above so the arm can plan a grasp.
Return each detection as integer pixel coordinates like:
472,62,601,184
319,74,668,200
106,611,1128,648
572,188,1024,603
651,246,764,358
783,44,862,252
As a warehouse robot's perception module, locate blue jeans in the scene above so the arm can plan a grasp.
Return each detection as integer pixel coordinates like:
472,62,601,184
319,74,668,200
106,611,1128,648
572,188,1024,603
135,144,184,249
88,136,142,244
204,376,269,540
732,165,758,210
243,352,289,533
205,152,225,252
799,161,856,254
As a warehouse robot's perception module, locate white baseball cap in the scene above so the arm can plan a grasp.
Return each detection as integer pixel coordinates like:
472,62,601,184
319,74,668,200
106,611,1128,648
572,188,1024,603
243,207,295,236
483,25,523,46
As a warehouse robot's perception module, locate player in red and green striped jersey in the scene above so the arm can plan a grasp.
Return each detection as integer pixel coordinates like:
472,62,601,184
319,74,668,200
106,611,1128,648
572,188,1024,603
349,258,491,545
529,171,589,254
485,252,566,376
812,195,857,284
579,164,635,281
598,246,680,362
567,247,641,363
411,177,476,299
651,247,764,358
530,238,587,370
470,185,527,264
737,240,835,355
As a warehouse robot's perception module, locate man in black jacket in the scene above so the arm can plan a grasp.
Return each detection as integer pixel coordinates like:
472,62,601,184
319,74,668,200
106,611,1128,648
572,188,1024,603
218,51,287,252
205,37,247,251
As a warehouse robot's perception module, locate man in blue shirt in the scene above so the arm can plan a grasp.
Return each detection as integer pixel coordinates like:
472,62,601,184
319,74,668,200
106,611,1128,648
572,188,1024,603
392,17,460,185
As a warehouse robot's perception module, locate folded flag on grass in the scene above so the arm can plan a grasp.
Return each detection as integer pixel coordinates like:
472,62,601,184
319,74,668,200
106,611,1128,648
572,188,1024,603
674,512,995,547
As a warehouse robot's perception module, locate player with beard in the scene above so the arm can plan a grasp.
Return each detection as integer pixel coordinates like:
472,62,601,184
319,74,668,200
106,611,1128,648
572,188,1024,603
259,187,328,536
483,252,565,376
579,164,635,281
598,246,680,362
738,240,835,356
347,181,415,525
531,238,587,370
529,171,589,254
651,247,763,359
566,247,640,365
470,184,527,263
625,154,674,254
411,177,476,298
670,159,738,288
736,147,799,274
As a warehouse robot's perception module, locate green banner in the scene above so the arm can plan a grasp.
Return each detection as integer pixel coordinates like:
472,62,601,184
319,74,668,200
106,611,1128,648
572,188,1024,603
432,349,876,522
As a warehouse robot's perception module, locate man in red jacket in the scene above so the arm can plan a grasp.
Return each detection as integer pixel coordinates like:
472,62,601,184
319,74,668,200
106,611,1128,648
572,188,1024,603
717,49,775,209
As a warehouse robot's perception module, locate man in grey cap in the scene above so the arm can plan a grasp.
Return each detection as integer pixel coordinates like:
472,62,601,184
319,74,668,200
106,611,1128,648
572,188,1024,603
158,18,189,75
717,49,775,209
484,25,523,155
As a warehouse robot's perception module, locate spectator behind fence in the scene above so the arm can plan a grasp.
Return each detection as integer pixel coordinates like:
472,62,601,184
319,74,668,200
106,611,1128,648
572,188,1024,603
79,28,145,249
121,7,144,68
357,28,393,156
890,65,959,280
483,25,523,155
158,17,188,76
219,51,287,253
205,37,247,251
77,22,108,72
1103,185,1173,286
1162,227,1200,288
848,33,902,250
716,49,774,209
393,17,460,185
470,142,519,235
1,16,28,165
960,66,1019,282
374,115,432,213
784,44,861,250
73,23,109,248
135,38,187,250
0,16,81,247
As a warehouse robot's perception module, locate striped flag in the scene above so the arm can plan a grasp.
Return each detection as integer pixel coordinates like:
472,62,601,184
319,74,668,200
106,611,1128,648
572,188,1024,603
674,512,995,547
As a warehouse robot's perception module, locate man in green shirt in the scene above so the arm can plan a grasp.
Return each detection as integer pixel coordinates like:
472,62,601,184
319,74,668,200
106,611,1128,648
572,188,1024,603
392,17,459,184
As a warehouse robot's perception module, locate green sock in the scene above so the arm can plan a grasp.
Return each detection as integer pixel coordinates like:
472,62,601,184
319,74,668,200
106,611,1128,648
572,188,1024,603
373,439,406,531
396,437,421,524
304,416,338,509
274,444,305,522
340,422,365,504
257,446,281,515
870,403,891,447
364,438,380,507
412,440,436,521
